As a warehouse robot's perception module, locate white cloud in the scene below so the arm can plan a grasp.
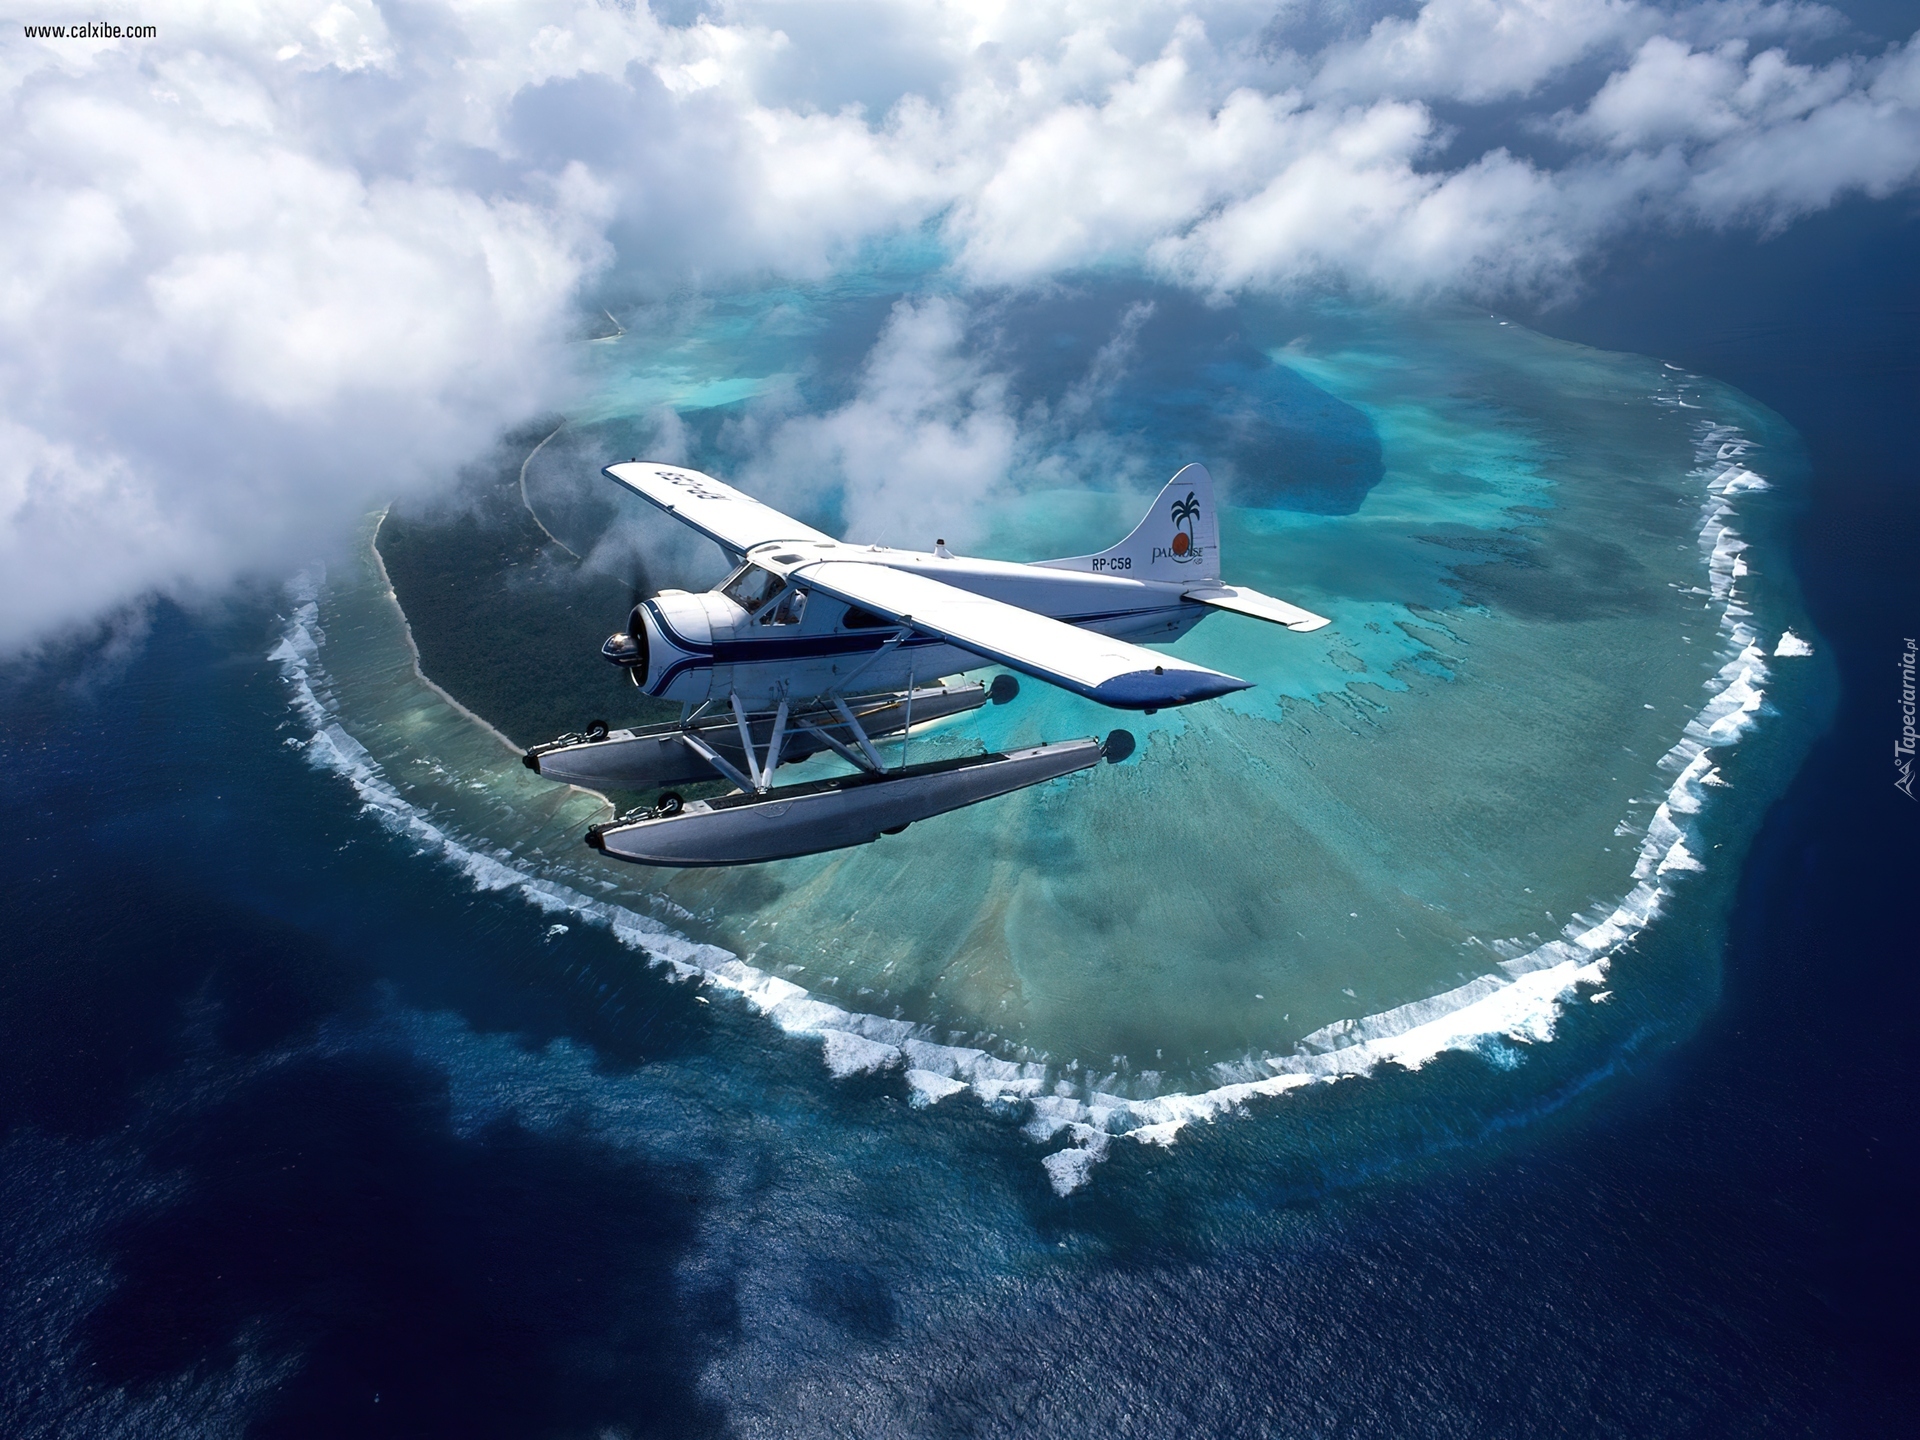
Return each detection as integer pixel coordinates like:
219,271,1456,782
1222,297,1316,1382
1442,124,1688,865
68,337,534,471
738,297,1022,549
1562,35,1860,151
948,36,1300,280
1553,29,1920,225
0,26,605,648
1,0,1916,649
1301,0,1844,101
1309,0,1648,103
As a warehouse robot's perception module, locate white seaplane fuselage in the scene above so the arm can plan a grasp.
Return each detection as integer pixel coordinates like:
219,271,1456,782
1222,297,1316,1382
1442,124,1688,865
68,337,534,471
569,459,1328,865
629,545,1208,710
600,458,1328,715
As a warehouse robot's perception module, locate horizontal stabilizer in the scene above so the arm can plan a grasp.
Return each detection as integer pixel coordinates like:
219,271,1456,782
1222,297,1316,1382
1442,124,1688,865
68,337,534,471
793,559,1250,710
1184,583,1330,632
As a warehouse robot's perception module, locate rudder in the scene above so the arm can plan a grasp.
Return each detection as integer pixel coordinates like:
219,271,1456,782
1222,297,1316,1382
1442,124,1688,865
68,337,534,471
1038,463,1220,582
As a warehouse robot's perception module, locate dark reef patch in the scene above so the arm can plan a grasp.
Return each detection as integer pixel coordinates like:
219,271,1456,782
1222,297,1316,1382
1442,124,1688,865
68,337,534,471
1422,526,1660,623
983,284,1387,513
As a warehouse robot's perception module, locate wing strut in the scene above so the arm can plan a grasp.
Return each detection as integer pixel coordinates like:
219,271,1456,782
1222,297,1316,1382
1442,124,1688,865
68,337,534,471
833,624,913,697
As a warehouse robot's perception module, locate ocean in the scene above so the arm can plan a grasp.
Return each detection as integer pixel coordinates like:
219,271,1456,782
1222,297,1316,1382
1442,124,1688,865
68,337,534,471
2,202,1913,1436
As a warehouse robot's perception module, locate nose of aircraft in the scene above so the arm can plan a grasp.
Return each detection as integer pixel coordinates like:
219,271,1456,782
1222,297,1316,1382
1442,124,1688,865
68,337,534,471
601,630,643,666
601,604,651,668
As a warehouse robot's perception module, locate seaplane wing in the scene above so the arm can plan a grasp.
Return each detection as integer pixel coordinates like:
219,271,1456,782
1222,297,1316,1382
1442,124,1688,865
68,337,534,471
1181,582,1331,632
603,462,833,556
793,559,1251,710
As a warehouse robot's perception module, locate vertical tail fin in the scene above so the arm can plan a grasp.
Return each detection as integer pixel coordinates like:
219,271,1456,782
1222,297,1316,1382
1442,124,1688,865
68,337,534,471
1038,464,1219,582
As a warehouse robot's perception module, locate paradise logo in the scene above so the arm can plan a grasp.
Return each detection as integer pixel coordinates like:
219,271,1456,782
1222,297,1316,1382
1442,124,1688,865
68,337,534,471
1153,490,1203,565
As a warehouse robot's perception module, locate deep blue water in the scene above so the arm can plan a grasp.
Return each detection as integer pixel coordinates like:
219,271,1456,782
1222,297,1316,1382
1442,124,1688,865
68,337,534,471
1520,195,1920,1430
2,205,1914,1436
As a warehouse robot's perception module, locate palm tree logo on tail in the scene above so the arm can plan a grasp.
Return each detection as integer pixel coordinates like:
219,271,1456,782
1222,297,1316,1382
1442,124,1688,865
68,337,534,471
1169,490,1200,562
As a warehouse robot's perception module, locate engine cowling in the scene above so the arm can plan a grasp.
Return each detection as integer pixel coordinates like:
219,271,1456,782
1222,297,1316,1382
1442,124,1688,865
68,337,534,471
604,589,730,701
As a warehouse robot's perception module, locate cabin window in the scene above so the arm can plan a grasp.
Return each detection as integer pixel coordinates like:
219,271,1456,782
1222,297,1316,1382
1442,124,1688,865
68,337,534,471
761,588,807,626
720,564,783,615
841,603,893,630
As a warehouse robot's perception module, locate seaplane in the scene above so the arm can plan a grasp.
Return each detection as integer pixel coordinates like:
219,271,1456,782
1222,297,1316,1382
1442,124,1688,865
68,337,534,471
524,460,1329,867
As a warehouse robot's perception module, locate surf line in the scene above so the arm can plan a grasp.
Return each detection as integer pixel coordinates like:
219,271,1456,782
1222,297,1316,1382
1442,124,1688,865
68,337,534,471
272,398,1794,1197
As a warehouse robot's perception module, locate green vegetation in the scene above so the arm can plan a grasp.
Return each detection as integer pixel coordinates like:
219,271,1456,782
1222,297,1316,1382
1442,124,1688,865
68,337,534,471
375,439,678,750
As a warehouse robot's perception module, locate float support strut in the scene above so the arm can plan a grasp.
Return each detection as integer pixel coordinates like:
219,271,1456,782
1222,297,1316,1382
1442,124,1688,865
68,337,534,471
762,700,790,788
680,727,757,794
796,721,876,774
830,694,889,774
729,694,761,789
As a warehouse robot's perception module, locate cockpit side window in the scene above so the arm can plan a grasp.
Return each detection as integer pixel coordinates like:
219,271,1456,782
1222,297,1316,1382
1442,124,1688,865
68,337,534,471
720,564,783,615
761,587,807,626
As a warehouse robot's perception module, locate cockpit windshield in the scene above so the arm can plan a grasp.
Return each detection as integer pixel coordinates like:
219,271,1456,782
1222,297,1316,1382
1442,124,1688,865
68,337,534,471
719,564,783,615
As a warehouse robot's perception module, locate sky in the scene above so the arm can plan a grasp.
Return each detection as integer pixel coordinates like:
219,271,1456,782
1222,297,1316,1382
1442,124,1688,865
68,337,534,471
2,0,1916,651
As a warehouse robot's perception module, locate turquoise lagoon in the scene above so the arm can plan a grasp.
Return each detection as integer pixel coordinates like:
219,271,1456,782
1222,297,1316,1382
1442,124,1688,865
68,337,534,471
278,283,1830,1191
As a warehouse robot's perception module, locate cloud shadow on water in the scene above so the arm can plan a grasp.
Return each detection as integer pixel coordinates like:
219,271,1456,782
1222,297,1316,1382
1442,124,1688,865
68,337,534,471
78,1050,732,1440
